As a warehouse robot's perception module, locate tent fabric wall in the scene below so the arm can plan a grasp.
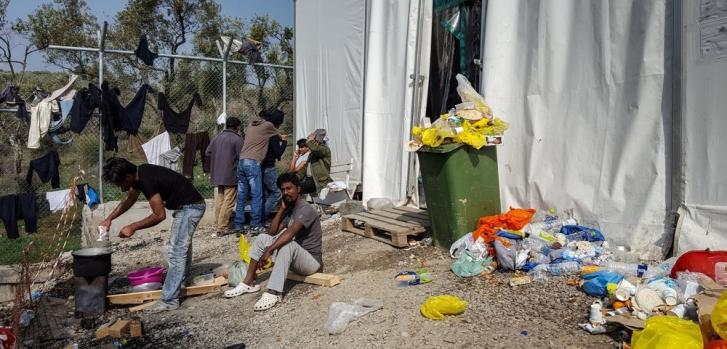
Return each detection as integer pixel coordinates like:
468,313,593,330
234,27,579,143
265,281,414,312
674,1,727,254
362,0,431,205
481,0,673,259
294,0,366,187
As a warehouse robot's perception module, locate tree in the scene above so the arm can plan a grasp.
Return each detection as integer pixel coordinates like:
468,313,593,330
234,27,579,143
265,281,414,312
15,0,99,77
0,0,41,83
108,0,221,81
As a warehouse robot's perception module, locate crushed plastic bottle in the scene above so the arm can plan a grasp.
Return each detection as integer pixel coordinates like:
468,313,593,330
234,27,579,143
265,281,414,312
528,264,549,282
546,261,581,276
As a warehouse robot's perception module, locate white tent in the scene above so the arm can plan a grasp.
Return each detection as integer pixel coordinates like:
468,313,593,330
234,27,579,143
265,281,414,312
294,0,727,258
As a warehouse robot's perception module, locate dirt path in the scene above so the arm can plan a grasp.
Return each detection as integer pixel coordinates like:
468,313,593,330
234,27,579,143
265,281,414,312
69,215,618,348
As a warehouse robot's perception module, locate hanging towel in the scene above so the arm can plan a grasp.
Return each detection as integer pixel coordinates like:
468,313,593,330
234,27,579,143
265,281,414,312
141,131,171,165
46,189,71,213
134,35,158,66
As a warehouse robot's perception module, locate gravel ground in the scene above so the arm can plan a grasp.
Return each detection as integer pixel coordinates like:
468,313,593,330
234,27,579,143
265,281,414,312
50,215,620,349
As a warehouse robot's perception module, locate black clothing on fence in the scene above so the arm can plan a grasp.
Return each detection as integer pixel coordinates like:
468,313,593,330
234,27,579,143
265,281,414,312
70,83,102,133
0,193,38,239
101,82,151,152
26,150,61,189
133,164,204,210
0,86,28,122
182,131,211,177
134,35,158,66
158,92,202,134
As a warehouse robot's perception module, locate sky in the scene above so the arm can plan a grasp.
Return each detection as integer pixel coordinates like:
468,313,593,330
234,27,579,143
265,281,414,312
3,0,294,71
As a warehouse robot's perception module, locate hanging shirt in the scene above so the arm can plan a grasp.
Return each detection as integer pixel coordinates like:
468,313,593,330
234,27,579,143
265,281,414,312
101,81,151,152
141,131,171,166
28,75,78,149
134,35,158,66
70,83,102,134
158,92,202,134
26,150,61,189
46,189,71,213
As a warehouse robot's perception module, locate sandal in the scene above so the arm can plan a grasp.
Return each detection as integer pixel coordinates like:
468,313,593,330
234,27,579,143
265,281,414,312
254,292,281,311
224,283,260,298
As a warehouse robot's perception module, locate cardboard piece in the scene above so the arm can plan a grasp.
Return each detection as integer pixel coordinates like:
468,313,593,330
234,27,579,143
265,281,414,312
606,314,645,330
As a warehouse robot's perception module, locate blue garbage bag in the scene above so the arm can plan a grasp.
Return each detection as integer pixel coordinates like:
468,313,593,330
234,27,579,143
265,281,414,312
581,270,624,297
561,225,605,242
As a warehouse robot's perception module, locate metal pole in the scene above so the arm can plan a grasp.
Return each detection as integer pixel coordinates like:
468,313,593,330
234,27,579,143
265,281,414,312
222,37,233,116
98,22,107,203
406,0,425,200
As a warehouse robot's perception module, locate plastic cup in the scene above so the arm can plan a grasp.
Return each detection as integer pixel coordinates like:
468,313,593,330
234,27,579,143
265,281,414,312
615,279,637,301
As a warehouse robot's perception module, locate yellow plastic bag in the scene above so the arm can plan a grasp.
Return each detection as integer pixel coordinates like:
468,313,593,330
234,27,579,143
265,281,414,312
420,295,468,320
239,235,251,264
631,316,703,349
712,291,727,339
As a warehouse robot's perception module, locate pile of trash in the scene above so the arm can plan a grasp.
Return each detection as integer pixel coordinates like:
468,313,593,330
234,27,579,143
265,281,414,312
409,74,508,150
448,207,727,348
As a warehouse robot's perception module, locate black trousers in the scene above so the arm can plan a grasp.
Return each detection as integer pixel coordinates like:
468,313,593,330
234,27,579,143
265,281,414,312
0,193,38,239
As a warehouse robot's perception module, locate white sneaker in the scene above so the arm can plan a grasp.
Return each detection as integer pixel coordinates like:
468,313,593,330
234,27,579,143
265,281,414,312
224,283,260,298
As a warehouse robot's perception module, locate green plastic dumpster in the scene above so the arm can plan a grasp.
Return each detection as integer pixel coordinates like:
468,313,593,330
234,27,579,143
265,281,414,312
417,143,501,247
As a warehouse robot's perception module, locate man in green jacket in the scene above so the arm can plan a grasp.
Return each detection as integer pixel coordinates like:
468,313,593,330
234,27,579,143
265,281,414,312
305,129,333,194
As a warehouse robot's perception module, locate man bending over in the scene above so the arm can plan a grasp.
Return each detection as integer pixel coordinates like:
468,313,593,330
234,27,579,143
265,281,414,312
100,158,206,311
224,172,322,311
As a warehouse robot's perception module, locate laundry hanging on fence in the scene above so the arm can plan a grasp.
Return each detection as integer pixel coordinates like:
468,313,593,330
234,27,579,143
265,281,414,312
158,92,203,134
70,83,102,133
159,147,182,172
28,75,78,149
101,81,152,152
134,35,158,66
48,95,75,134
183,131,211,177
0,193,37,239
45,189,71,213
141,131,171,166
75,183,99,209
26,150,61,189
127,134,147,162
0,85,28,122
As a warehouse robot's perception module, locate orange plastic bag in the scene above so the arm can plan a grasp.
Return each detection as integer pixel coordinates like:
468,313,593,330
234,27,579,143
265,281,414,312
472,207,536,242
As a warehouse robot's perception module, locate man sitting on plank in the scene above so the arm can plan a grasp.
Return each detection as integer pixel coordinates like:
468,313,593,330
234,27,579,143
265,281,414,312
224,172,323,311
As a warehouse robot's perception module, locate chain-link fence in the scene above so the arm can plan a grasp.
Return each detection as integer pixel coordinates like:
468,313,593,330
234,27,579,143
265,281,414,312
0,48,294,227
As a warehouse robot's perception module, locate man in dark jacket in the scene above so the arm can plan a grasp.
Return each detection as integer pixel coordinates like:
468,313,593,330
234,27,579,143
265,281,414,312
205,117,243,231
260,110,287,219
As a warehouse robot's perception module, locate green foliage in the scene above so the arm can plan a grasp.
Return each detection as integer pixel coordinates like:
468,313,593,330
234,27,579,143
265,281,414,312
14,0,99,76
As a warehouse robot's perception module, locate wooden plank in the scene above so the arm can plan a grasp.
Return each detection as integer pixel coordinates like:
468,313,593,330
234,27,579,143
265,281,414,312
108,320,131,338
382,207,431,222
287,272,341,287
356,211,423,229
95,320,115,339
345,213,411,234
363,226,411,247
129,320,143,337
108,276,227,305
373,210,430,226
129,301,158,313
391,206,427,214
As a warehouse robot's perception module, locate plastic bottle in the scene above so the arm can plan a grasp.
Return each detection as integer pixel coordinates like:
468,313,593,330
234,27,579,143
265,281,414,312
524,218,578,236
547,261,581,276
528,264,549,282
601,261,640,277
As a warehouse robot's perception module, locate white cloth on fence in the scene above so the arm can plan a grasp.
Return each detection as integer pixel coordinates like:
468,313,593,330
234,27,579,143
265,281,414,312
46,189,71,213
141,131,171,166
28,75,78,149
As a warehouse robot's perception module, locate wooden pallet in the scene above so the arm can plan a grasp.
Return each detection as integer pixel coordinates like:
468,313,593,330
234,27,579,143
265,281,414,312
341,207,430,247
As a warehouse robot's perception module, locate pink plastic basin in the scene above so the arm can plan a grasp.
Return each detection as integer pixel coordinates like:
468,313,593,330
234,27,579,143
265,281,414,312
127,267,166,286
